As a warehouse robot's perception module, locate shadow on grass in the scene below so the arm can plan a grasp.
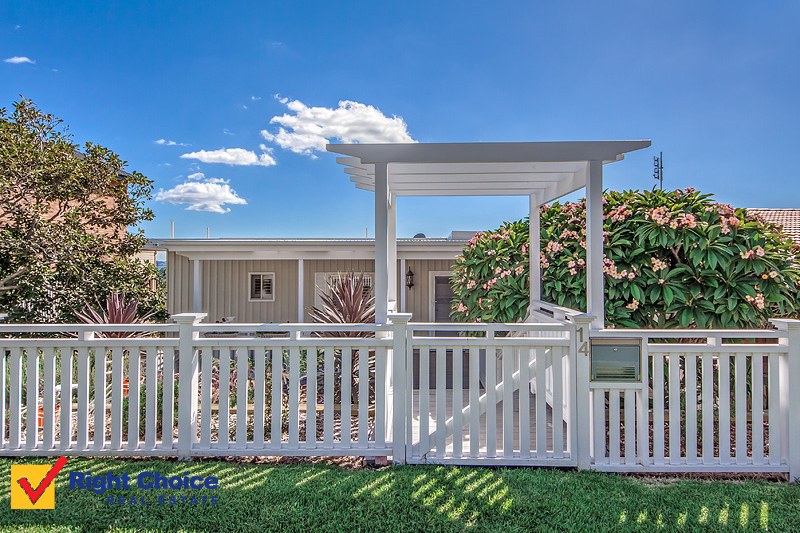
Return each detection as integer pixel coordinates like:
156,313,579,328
0,458,798,532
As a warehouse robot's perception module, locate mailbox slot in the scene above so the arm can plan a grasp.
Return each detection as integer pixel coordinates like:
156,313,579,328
590,338,641,382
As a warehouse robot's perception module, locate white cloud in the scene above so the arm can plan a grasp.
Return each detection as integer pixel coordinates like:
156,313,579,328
154,138,190,146
250,95,261,101
155,173,247,214
223,128,234,136
180,147,276,166
4,56,34,64
261,97,415,157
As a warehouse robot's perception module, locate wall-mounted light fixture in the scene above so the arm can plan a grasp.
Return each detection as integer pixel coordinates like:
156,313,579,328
406,268,415,289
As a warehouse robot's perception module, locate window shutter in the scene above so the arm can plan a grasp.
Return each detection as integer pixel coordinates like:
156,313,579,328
362,275,373,297
251,274,262,299
263,275,273,297
249,273,275,301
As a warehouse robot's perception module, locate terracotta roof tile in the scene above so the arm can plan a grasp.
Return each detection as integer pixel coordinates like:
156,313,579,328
747,209,800,246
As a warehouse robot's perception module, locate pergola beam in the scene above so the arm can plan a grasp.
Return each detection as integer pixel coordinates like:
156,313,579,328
328,140,650,164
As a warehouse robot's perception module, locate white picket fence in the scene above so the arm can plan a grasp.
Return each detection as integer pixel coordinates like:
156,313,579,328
0,313,798,480
588,324,797,473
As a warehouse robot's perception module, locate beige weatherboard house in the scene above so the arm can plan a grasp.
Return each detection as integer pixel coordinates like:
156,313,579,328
150,234,473,323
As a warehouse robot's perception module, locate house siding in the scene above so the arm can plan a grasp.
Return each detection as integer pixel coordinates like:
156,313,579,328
166,251,193,315
406,259,456,322
166,255,456,323
201,260,298,323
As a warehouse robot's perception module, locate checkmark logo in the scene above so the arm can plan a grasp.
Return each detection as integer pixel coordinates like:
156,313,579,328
10,456,68,510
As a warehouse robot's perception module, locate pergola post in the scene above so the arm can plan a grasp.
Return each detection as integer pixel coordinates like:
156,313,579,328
528,192,541,319
374,162,390,323
585,160,605,328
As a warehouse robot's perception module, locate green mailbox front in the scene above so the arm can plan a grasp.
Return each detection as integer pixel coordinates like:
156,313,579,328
590,338,641,382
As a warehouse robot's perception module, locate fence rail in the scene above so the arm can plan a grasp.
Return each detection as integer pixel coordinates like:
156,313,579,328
0,313,798,480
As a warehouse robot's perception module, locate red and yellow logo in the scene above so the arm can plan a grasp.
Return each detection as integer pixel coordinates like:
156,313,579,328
10,456,68,510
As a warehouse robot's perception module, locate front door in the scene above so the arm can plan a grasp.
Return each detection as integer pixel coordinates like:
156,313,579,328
431,274,454,322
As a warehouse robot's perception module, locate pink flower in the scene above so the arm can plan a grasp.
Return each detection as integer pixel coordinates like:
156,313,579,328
745,293,766,310
651,257,669,271
626,300,639,310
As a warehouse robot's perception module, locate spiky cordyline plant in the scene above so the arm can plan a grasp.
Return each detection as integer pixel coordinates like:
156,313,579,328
309,272,376,406
309,272,375,337
74,292,155,338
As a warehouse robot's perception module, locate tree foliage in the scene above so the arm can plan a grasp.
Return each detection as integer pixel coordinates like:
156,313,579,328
0,98,165,322
450,188,800,328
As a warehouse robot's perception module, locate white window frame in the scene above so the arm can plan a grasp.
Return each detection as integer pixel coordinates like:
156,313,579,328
248,272,276,302
314,272,374,309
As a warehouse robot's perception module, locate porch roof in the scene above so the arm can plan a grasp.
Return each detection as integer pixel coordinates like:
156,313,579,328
148,237,466,261
328,140,651,203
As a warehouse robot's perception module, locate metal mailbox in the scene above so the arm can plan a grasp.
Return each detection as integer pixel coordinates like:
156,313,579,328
590,338,641,382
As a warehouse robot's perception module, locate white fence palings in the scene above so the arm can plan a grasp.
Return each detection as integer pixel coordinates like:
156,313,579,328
591,330,792,475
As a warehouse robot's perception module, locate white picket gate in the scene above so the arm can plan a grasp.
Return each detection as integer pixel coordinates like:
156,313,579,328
404,322,574,466
0,313,798,480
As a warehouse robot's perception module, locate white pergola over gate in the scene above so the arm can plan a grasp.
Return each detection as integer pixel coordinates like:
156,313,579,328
327,141,651,328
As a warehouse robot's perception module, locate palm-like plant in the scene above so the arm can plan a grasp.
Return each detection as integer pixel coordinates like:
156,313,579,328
308,273,376,409
309,272,375,337
74,292,155,338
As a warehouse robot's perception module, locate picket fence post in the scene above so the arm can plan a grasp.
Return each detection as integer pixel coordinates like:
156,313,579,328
771,318,800,483
572,314,595,470
174,313,206,459
388,313,412,464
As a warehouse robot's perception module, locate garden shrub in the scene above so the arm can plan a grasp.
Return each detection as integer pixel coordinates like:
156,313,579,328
450,188,800,328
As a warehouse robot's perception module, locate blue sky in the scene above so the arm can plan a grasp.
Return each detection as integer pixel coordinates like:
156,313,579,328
2,1,799,239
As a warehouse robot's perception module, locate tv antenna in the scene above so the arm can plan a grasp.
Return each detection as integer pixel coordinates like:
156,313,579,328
653,151,664,190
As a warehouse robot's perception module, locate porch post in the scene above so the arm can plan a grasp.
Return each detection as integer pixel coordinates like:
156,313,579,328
297,258,304,322
400,258,407,312
528,192,541,318
192,260,202,314
388,192,398,312
585,160,605,328
374,162,390,323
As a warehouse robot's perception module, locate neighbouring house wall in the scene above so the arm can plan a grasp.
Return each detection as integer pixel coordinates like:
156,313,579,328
134,250,157,264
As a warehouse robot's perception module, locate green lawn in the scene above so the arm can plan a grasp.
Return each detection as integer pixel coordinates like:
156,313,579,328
1,458,799,532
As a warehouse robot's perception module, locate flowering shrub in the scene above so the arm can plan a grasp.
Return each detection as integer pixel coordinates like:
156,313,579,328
451,188,800,328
